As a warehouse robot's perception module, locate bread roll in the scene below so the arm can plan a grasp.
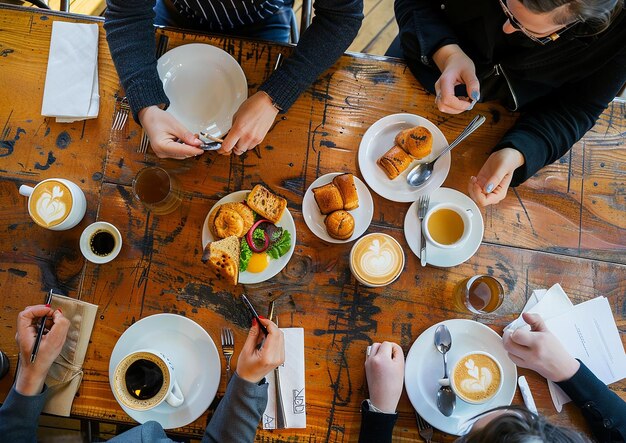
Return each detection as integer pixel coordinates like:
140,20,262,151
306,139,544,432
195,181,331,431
324,210,355,240
246,184,287,224
332,173,359,211
395,126,433,159
312,183,344,215
377,145,413,179
208,202,255,239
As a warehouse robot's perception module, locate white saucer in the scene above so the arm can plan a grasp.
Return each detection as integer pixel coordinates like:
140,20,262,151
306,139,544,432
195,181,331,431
201,190,296,284
302,173,374,243
108,314,221,429
358,113,450,202
404,188,483,267
157,43,248,136
405,319,517,436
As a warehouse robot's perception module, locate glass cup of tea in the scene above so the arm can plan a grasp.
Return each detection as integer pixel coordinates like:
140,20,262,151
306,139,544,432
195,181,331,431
132,167,182,215
79,221,123,264
454,275,504,314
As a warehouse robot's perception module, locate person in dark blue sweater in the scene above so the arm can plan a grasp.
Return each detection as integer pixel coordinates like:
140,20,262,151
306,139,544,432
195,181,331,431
104,0,363,160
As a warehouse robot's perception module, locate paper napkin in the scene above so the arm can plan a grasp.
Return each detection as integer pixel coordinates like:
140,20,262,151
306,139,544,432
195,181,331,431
41,21,100,123
506,284,626,412
263,328,306,429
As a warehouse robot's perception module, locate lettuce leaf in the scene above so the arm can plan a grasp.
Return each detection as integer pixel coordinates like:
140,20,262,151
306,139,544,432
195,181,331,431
240,240,252,271
266,230,291,260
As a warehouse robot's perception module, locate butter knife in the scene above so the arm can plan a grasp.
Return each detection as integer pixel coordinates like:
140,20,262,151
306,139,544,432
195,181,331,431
273,314,287,429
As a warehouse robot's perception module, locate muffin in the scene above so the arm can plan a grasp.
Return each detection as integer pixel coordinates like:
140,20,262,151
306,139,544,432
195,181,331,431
324,210,355,240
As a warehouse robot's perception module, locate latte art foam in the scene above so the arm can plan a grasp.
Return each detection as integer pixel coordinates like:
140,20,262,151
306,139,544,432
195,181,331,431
29,181,73,227
453,353,501,403
350,234,404,286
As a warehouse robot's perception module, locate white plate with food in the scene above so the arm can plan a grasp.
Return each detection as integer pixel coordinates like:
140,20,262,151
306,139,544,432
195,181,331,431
405,319,517,436
404,187,483,268
109,314,220,429
157,43,248,137
201,187,295,285
302,173,373,243
358,113,450,202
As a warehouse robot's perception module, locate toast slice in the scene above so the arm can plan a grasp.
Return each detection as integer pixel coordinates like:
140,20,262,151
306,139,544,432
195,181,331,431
246,184,287,224
201,235,240,285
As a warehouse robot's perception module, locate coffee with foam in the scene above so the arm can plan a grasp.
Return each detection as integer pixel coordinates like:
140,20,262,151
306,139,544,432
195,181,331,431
350,233,404,286
452,352,502,404
29,180,73,228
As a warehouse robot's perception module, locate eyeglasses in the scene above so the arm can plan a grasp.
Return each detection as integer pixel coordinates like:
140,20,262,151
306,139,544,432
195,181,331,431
497,0,580,45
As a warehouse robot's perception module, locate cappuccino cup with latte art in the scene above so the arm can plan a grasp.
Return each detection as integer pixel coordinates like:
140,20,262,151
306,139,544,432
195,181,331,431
451,351,503,404
349,233,404,287
19,179,86,230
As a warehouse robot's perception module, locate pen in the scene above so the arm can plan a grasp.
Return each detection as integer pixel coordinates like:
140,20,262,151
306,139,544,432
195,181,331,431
30,289,54,363
241,294,269,336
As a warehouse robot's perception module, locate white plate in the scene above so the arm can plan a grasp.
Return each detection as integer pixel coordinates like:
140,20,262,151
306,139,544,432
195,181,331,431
157,43,248,136
404,187,483,267
302,173,374,243
108,314,220,429
358,113,450,202
405,319,517,436
201,190,296,284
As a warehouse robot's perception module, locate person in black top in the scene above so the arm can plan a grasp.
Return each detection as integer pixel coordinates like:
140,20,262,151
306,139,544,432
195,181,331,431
388,0,626,207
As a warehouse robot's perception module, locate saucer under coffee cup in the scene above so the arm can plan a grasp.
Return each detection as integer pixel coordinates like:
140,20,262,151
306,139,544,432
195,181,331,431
450,351,503,405
19,178,87,231
79,221,122,264
113,349,184,411
423,202,473,249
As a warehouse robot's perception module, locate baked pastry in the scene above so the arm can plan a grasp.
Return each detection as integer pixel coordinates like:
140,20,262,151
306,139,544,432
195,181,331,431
312,183,344,215
332,173,359,211
208,202,254,239
324,210,355,240
395,126,433,159
247,184,287,224
377,145,413,179
201,235,240,285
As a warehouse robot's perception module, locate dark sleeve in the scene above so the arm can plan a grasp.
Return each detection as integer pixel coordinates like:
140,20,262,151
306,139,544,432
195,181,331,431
0,386,47,443
556,361,626,443
202,372,268,443
258,0,363,111
493,45,626,186
358,400,398,443
104,0,170,123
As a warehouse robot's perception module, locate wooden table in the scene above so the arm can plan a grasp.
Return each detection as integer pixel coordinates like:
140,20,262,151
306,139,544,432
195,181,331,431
0,5,624,441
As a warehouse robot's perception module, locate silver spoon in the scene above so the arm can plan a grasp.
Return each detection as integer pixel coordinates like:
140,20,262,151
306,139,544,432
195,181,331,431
407,114,486,187
434,324,456,417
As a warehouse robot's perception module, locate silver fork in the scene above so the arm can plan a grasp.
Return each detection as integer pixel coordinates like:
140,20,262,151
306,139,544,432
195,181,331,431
417,195,430,267
112,96,130,131
138,130,150,154
415,411,433,443
220,327,234,382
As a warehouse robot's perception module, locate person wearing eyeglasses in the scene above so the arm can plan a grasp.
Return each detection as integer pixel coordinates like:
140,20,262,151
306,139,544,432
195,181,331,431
388,0,626,206
104,0,363,159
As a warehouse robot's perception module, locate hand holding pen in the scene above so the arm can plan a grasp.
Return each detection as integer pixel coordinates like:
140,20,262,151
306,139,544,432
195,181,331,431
15,304,69,396
236,316,284,384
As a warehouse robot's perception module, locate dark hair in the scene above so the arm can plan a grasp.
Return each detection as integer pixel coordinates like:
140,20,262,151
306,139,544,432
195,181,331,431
457,405,591,443
521,0,623,32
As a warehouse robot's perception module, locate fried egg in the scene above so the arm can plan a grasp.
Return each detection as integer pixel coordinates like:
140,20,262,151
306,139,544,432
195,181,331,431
247,252,270,273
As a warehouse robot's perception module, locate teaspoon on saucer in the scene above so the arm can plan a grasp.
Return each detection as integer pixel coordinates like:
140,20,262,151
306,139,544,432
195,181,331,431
434,324,456,416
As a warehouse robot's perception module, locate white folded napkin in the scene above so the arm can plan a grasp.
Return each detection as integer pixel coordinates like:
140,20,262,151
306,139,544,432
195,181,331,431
263,328,306,429
41,21,99,123
506,284,626,412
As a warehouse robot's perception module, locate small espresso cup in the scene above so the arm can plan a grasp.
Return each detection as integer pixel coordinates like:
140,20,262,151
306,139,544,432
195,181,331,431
79,221,123,264
423,202,473,249
113,349,184,411
19,178,86,230
451,351,503,405
349,233,405,287
132,167,182,215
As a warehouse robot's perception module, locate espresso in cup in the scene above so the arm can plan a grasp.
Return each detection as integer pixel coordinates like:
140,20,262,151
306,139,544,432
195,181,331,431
423,203,473,249
19,179,86,230
349,233,404,287
113,350,184,411
451,351,503,404
80,221,123,264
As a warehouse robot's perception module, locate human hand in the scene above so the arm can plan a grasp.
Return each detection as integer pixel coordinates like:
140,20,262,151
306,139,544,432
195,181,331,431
219,92,279,156
138,105,204,159
15,305,70,396
365,342,405,413
503,313,580,382
432,44,480,114
236,318,285,384
468,148,525,207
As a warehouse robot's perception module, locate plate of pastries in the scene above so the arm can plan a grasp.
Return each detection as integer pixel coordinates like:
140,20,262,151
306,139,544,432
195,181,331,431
303,172,373,243
201,185,296,285
358,113,451,202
